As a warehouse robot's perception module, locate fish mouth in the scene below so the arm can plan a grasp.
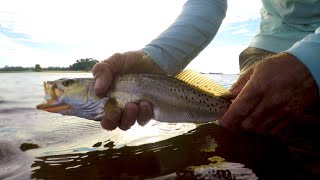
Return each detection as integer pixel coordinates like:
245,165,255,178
36,81,71,113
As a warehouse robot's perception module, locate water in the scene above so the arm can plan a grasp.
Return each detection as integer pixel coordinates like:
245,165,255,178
0,72,309,179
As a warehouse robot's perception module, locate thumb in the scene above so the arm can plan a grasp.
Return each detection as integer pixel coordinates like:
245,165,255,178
231,65,255,96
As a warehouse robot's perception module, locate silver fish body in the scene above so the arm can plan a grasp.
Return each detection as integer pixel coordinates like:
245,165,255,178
108,74,230,123
37,73,231,123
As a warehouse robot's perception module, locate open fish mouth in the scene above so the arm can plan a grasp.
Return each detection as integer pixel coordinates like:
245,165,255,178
36,81,71,113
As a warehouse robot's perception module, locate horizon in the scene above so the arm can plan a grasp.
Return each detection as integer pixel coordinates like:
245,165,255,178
0,0,262,74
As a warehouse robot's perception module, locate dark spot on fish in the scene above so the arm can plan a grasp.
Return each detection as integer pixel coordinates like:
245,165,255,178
92,142,102,147
20,143,40,151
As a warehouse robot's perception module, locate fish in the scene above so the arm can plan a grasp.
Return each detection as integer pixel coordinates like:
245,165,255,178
36,70,232,123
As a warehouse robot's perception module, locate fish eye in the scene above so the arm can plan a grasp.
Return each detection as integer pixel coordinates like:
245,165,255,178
62,79,75,87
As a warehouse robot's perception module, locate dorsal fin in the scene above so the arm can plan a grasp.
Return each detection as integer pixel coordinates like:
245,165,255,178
175,69,233,99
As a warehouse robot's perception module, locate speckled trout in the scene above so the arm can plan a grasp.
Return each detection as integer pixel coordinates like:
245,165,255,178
37,70,232,123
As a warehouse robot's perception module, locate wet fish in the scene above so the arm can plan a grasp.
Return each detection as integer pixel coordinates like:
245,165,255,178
37,70,232,123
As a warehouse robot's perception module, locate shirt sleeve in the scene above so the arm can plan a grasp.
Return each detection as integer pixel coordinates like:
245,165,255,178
286,27,320,91
140,0,227,75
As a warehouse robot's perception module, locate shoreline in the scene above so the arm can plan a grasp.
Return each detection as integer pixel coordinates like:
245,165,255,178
0,71,92,73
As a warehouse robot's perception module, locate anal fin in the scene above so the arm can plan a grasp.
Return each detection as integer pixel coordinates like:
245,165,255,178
104,98,122,120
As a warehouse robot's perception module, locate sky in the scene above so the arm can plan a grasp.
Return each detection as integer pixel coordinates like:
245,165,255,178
0,0,262,74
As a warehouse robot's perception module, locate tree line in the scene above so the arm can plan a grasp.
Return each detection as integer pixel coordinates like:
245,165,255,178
0,58,99,72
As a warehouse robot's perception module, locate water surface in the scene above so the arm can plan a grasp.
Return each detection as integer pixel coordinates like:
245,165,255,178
0,72,303,179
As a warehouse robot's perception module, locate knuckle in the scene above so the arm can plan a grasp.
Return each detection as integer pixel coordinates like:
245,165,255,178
92,63,109,76
92,63,103,74
241,118,255,131
238,103,252,117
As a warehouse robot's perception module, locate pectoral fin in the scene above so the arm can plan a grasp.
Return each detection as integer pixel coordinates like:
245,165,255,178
104,98,122,120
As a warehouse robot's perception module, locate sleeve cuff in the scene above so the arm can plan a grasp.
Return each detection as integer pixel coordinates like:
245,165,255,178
285,28,320,91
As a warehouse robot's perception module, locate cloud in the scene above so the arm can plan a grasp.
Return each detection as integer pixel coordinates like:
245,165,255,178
187,45,245,74
0,0,261,73
223,0,262,24
0,0,187,67
231,28,250,35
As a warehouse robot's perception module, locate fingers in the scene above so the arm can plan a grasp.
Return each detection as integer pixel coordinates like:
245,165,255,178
101,108,121,131
119,103,139,130
255,109,288,134
137,101,153,126
230,65,255,96
92,53,125,96
101,101,153,131
220,81,262,129
93,63,114,96
240,94,286,131
270,119,289,136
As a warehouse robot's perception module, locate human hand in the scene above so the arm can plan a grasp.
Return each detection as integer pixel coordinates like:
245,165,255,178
92,51,165,131
220,53,318,135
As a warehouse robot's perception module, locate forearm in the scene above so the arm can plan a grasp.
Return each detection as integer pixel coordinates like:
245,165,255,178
286,27,320,93
141,0,227,75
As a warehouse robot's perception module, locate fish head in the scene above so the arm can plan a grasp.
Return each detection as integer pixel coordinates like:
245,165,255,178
37,78,107,121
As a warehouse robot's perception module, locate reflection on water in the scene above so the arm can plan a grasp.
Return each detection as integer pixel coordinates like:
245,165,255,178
30,124,259,180
0,72,317,179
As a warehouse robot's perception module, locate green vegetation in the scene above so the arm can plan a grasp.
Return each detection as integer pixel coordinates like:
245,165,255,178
0,58,99,72
69,58,99,71
35,64,42,72
0,65,33,72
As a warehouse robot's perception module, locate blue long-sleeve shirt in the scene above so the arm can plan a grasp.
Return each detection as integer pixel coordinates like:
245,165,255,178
141,0,320,90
